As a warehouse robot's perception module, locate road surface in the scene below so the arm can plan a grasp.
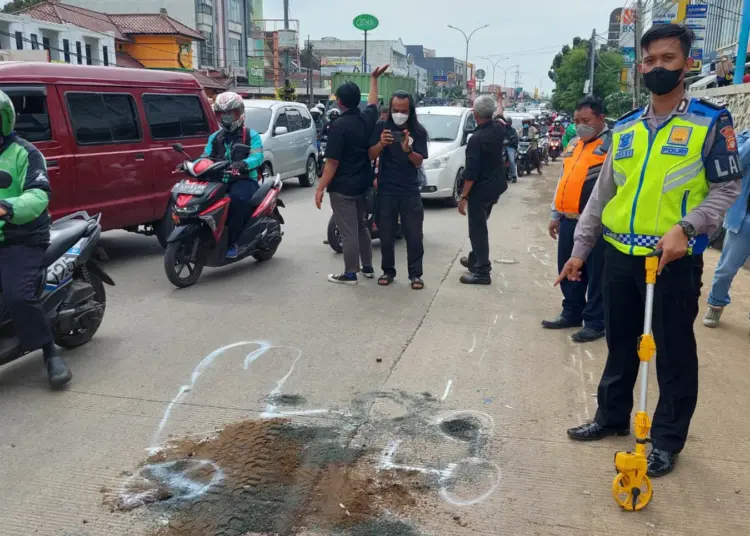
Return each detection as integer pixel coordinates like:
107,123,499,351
0,162,749,536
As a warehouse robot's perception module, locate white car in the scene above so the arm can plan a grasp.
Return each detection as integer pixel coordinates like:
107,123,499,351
417,106,476,206
243,99,319,187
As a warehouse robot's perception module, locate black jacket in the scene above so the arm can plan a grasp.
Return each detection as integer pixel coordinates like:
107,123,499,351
504,124,519,148
464,121,508,202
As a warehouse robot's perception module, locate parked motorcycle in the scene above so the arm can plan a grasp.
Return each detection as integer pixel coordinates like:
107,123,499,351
164,143,285,288
0,211,113,367
516,136,534,177
549,133,563,161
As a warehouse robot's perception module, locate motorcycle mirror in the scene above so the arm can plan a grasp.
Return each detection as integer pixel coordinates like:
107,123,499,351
173,143,185,154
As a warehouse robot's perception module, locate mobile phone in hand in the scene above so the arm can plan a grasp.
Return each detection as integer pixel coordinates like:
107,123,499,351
391,131,405,144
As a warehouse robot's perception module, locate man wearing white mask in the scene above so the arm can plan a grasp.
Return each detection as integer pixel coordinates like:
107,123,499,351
369,90,429,289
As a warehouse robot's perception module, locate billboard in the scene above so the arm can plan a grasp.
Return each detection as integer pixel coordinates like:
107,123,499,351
620,7,636,66
247,57,264,86
608,8,622,46
320,55,363,75
685,4,707,72
652,1,680,25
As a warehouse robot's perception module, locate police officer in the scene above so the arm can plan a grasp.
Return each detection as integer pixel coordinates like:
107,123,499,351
0,91,72,388
559,25,742,476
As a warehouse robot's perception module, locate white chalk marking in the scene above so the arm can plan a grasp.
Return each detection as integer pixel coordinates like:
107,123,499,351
584,350,594,362
468,333,476,354
436,410,495,439
441,380,453,401
576,413,583,425
534,280,544,288
261,348,303,418
509,312,515,320
494,258,519,265
493,314,498,325
439,458,502,507
478,349,487,365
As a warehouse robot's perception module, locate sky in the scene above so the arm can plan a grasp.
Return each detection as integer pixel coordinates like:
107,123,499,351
264,0,628,94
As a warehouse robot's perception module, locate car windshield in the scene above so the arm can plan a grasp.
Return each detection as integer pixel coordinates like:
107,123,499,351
243,107,272,134
417,114,461,142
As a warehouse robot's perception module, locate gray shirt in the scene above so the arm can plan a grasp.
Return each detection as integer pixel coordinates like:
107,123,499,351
572,96,742,260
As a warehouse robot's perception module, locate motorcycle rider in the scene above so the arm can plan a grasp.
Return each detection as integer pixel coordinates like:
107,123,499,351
550,119,565,137
502,116,519,183
322,108,341,139
0,91,72,388
310,106,324,136
520,119,542,174
200,91,264,259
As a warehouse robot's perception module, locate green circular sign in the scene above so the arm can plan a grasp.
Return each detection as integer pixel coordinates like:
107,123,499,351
353,14,379,31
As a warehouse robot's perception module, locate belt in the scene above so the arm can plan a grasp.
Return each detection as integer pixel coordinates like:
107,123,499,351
603,227,697,248
559,213,580,220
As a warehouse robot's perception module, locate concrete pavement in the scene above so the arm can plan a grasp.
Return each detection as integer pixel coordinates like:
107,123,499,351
0,164,748,536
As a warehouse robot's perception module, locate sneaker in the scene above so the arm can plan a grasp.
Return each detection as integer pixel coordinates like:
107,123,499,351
361,266,375,279
226,245,239,259
328,273,358,285
703,305,724,328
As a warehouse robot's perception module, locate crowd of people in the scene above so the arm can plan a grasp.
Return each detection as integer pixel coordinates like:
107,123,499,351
315,65,509,287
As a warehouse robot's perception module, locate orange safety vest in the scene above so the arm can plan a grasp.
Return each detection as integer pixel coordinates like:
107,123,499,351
553,132,610,216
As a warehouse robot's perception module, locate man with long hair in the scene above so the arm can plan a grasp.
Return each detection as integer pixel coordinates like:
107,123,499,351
369,91,429,289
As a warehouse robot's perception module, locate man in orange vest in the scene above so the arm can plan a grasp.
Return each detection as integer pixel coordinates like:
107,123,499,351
542,96,610,342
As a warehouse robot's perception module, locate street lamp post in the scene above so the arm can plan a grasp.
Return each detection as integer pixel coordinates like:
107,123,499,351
479,56,509,86
447,24,489,91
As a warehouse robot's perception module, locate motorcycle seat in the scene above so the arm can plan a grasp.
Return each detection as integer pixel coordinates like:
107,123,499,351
248,180,274,209
43,219,89,266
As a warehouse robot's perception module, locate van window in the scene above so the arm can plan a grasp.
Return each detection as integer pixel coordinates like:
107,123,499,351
142,94,210,139
66,92,141,145
299,107,312,129
275,111,288,133
1,86,51,143
285,108,303,132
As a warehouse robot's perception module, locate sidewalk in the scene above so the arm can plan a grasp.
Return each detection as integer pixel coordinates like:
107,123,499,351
367,165,750,535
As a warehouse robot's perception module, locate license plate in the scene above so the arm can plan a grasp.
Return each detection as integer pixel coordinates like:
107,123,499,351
172,181,207,195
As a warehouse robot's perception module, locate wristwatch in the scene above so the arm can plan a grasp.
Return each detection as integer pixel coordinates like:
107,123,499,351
677,220,696,239
460,195,469,200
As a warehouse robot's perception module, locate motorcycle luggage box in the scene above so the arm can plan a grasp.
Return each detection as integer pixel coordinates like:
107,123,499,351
43,219,89,266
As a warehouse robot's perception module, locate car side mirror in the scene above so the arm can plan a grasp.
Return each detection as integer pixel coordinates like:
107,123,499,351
274,126,289,136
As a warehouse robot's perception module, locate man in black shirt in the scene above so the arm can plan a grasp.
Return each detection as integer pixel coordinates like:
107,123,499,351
315,65,389,284
369,91,429,289
458,95,508,285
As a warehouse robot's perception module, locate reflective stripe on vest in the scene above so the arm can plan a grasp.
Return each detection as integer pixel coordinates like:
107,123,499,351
601,99,719,256
554,135,608,215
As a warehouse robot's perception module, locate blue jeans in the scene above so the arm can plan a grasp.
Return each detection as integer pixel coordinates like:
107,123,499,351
558,217,605,331
506,147,518,178
708,212,750,307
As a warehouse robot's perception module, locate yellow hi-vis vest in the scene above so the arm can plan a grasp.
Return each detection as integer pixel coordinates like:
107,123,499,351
602,98,721,256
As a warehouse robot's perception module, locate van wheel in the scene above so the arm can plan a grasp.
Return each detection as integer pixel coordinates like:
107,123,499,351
155,202,175,250
299,156,318,187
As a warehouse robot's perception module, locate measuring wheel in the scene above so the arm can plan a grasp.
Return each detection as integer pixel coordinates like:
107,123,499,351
612,471,653,511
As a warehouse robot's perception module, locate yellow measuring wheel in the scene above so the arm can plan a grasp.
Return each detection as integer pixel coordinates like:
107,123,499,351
612,253,659,511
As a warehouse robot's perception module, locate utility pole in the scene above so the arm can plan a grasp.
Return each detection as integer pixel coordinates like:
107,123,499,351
447,24,489,93
306,36,313,106
283,0,290,81
634,0,643,108
587,28,596,95
734,0,750,84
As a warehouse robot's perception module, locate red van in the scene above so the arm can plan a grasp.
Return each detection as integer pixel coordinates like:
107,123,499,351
0,62,219,247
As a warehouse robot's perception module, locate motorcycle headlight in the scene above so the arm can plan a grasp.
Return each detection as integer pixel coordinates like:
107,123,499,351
425,155,450,170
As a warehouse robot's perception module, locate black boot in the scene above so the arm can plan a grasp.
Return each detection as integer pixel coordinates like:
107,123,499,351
460,273,491,285
45,355,72,389
541,315,582,330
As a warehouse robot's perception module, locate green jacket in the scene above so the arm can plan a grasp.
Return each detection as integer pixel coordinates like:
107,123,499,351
562,124,577,149
0,135,51,246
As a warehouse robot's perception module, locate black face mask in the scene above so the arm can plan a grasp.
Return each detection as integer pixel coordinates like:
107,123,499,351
643,66,684,96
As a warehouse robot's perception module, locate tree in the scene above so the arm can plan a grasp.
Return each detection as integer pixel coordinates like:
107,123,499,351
2,0,43,13
549,38,624,113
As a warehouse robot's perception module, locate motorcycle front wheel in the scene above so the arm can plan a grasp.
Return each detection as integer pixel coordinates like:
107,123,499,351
164,238,205,288
327,215,343,254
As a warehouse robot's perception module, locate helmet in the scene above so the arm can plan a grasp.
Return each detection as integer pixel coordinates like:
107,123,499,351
315,103,325,112
0,91,15,138
310,107,322,117
327,108,341,120
213,91,245,134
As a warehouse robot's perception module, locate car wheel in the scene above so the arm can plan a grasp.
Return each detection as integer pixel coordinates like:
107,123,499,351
260,162,273,182
448,167,464,207
299,155,317,187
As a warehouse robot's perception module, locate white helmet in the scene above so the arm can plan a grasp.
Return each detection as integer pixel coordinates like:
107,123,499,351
310,107,322,117
213,91,245,134
315,103,325,112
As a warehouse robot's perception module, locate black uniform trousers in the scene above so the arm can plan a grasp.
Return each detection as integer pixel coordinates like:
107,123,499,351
594,243,702,453
378,193,424,279
226,179,260,246
466,196,497,276
0,244,54,352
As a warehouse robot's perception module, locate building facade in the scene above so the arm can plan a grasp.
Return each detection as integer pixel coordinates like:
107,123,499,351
406,45,467,93
704,0,743,61
312,37,410,76
61,0,258,75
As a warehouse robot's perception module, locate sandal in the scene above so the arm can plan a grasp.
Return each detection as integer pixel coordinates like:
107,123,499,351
378,274,394,286
411,278,424,290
